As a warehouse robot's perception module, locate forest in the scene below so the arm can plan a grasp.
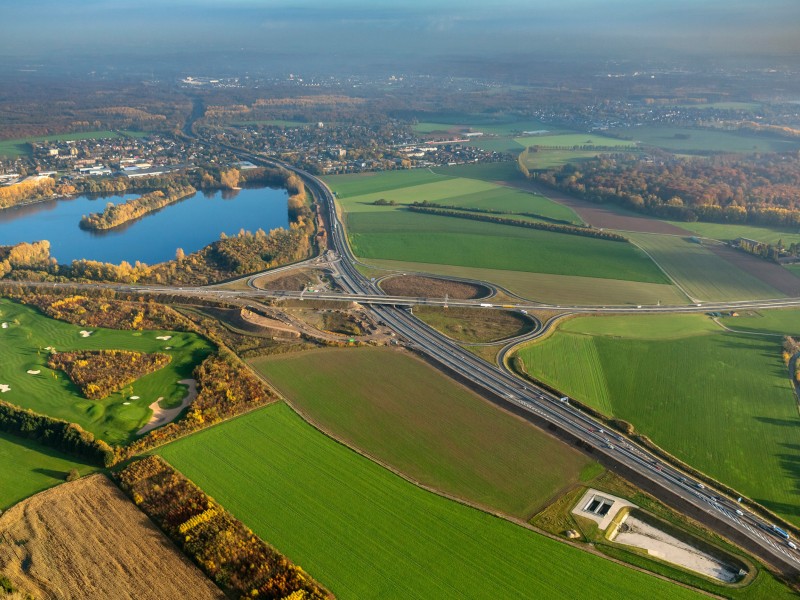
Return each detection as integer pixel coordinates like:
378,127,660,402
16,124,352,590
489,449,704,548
115,455,333,600
79,185,197,231
539,152,800,227
48,350,171,400
0,176,56,209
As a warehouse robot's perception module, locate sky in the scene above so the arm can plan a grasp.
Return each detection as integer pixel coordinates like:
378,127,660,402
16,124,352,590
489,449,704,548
1,1,798,71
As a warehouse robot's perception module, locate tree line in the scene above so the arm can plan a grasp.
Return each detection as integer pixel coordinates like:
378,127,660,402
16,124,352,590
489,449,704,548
80,185,196,231
48,350,171,400
115,455,333,600
736,238,799,263
537,152,800,228
407,204,629,242
409,200,576,226
0,400,114,466
0,176,56,208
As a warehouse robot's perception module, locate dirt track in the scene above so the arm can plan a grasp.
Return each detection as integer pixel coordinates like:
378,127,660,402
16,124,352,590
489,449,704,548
0,475,224,600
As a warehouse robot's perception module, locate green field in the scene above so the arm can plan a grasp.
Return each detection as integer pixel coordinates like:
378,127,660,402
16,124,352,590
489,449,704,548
514,133,637,149
234,119,311,127
326,170,668,287
0,130,146,158
159,403,705,599
516,313,800,524
628,233,782,301
0,432,96,509
430,161,523,183
250,347,589,517
522,148,611,169
608,126,800,153
363,259,688,305
720,308,800,336
0,299,213,444
665,221,800,246
412,116,556,136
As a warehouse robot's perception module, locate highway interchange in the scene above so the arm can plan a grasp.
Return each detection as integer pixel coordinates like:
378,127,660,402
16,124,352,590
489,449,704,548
15,151,800,577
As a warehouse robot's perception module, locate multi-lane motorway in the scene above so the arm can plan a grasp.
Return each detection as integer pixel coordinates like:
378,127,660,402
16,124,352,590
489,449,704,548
290,161,800,575
15,149,799,576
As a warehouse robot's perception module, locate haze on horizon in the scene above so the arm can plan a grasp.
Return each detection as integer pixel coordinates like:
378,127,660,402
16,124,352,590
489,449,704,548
1,0,799,75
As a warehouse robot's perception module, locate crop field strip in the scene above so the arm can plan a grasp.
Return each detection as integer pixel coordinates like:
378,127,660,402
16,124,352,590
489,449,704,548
607,126,800,154
0,130,146,158
0,299,212,444
159,403,705,600
0,432,96,509
362,258,688,305
326,170,674,303
627,233,784,301
515,313,800,526
250,347,591,517
0,475,225,600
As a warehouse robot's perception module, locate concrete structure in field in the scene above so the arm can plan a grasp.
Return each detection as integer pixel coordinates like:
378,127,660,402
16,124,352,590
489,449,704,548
571,488,633,531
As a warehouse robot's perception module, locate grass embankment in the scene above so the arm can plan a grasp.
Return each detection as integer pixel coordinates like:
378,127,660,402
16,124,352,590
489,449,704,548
159,402,706,600
413,306,534,343
250,347,589,517
0,299,212,445
0,432,96,509
325,170,683,304
515,313,800,525
0,130,146,158
628,233,783,301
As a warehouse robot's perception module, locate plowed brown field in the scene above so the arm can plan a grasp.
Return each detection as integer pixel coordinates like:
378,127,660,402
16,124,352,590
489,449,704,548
0,475,224,600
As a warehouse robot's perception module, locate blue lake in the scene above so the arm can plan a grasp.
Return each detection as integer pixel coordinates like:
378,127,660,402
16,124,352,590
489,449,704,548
0,186,289,265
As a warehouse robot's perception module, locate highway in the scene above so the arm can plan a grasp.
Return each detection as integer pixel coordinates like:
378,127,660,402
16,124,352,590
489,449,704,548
14,147,799,575
287,159,800,576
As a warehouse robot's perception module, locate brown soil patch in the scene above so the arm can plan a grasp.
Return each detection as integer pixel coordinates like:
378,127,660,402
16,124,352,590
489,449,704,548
706,244,800,296
239,308,301,337
253,268,326,292
380,274,490,299
503,180,691,235
0,475,224,600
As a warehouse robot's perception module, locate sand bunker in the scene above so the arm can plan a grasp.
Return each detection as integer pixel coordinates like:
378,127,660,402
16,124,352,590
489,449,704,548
79,330,93,338
164,346,172,350
123,402,131,406
44,346,54,351
137,379,197,435
155,335,172,341
1,322,7,329
26,370,41,375
129,395,140,400
0,384,10,393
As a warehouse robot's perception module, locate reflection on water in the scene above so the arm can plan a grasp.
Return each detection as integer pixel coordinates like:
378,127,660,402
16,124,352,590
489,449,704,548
0,186,288,265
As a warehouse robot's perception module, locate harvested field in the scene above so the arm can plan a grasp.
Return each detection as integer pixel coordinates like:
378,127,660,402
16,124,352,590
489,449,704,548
0,474,224,600
379,274,490,299
506,180,690,235
705,244,800,297
414,306,535,343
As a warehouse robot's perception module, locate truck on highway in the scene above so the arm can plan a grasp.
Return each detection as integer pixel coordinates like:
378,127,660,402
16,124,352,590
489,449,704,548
772,525,791,541
479,303,493,308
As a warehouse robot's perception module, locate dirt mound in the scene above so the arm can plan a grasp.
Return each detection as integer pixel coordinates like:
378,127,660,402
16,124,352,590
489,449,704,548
238,308,300,338
380,275,490,299
0,475,224,600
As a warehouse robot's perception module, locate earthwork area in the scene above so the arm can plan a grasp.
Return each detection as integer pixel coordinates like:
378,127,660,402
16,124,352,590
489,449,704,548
379,274,491,299
0,474,224,600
